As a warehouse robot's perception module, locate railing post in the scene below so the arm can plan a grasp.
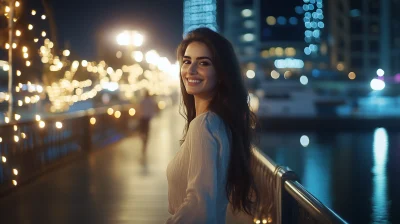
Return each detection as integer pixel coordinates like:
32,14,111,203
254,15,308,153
276,166,298,224
82,115,92,152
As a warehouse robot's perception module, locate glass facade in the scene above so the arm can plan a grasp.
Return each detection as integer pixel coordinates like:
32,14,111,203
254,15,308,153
183,0,218,36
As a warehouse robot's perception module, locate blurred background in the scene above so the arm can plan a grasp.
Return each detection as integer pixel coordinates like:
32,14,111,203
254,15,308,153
0,0,399,223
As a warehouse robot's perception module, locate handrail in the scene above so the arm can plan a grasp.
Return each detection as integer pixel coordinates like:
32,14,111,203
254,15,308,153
0,103,136,127
251,148,281,223
285,180,348,224
251,147,347,224
0,104,137,196
252,147,277,171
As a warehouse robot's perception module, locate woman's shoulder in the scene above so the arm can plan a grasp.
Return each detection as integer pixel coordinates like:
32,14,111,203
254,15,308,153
192,111,222,125
190,111,227,135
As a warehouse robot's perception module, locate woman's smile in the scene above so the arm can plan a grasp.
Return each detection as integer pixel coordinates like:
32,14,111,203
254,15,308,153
186,78,203,86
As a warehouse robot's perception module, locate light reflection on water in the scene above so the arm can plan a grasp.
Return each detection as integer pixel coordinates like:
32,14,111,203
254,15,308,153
372,128,389,223
258,129,399,224
303,142,332,208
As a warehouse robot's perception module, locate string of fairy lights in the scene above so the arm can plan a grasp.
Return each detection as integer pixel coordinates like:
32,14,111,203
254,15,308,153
0,0,180,187
0,0,180,118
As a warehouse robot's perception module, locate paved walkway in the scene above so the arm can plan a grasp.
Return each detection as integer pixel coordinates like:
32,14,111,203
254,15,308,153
0,106,251,223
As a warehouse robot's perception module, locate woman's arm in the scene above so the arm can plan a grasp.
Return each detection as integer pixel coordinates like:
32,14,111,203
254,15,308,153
166,116,219,224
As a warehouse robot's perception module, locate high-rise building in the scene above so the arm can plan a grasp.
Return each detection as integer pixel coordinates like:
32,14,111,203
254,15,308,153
327,0,351,76
335,0,400,80
183,0,218,36
223,0,331,82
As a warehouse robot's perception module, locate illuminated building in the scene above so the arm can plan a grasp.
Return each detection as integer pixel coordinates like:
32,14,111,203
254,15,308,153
223,0,330,81
183,0,218,36
333,0,400,79
327,0,350,74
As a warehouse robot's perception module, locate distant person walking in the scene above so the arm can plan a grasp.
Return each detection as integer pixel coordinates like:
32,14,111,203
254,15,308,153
138,90,157,156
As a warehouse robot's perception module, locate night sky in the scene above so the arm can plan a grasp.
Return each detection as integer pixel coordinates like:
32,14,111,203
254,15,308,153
49,0,183,61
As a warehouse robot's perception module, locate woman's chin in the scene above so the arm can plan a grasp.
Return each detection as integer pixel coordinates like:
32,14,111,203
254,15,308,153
185,89,197,95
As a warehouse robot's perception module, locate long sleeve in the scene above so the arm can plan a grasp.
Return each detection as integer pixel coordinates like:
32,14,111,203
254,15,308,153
166,116,219,224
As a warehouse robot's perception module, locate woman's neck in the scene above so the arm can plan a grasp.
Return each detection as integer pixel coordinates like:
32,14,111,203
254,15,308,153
194,95,212,117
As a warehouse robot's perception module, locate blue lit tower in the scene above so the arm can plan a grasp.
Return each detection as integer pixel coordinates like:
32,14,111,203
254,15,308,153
183,0,218,36
302,0,326,57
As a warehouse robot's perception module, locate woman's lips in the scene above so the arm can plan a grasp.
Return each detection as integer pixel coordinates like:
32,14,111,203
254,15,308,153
187,78,202,86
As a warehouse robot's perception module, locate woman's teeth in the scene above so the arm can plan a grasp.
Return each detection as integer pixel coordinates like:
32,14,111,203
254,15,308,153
188,79,201,83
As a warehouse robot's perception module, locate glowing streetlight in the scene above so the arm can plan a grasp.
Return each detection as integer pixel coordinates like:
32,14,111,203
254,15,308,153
39,121,45,128
300,135,310,147
370,79,385,91
157,57,171,71
376,69,385,77
129,108,136,116
145,50,159,64
116,30,144,47
55,121,63,129
114,111,121,118
246,70,255,79
300,75,309,85
63,50,70,57
132,51,143,62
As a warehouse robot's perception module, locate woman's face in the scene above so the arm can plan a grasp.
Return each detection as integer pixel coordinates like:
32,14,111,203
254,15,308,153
181,41,217,99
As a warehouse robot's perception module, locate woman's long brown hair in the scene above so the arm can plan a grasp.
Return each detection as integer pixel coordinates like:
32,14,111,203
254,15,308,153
177,28,259,215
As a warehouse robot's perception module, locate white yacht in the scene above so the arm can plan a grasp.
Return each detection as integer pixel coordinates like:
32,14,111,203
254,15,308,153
251,81,345,118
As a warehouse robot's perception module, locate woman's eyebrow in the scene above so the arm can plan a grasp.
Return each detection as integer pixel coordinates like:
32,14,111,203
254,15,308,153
183,55,212,61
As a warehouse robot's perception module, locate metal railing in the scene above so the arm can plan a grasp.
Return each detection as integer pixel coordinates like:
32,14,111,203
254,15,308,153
0,104,138,195
251,148,348,224
1,104,348,224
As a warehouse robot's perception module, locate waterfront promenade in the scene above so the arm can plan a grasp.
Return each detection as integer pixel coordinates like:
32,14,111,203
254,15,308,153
0,106,251,223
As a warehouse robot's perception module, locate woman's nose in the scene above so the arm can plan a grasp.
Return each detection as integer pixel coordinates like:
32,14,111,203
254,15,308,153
188,63,197,75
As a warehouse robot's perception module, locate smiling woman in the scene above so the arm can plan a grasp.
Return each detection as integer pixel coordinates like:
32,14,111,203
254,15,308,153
181,41,218,103
165,28,259,223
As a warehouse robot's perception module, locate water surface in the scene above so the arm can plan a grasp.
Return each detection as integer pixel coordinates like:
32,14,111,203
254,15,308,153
258,129,400,223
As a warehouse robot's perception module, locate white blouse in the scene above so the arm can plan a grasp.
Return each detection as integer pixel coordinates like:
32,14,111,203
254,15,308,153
166,111,231,224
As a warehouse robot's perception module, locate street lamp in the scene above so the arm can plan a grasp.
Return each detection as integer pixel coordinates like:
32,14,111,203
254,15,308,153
145,50,159,64
116,30,144,47
376,68,385,77
115,30,144,66
370,79,385,91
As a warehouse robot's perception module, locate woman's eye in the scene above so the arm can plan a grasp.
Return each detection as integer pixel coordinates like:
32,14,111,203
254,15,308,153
182,60,191,64
199,61,210,66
